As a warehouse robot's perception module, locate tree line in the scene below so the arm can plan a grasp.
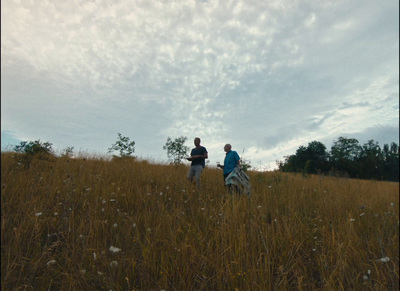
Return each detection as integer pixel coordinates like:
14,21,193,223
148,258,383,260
10,134,399,181
277,137,399,182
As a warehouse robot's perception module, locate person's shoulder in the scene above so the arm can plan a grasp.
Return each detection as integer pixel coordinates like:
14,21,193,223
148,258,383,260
202,146,207,151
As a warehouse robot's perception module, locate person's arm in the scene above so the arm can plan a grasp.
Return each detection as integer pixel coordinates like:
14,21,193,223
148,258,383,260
235,152,241,166
191,148,208,159
191,153,207,158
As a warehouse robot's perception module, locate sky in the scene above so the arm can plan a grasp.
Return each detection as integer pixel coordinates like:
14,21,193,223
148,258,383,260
1,0,399,170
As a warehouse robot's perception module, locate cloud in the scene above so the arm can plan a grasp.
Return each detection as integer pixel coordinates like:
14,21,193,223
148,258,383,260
1,0,398,169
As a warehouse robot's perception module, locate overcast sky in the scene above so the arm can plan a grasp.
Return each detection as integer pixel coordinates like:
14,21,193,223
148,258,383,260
1,0,399,170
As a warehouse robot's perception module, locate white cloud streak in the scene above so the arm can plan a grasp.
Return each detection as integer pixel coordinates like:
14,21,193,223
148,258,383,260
1,0,398,169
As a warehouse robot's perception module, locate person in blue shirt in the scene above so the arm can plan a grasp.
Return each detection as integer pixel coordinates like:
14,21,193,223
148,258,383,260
187,137,208,188
217,143,240,181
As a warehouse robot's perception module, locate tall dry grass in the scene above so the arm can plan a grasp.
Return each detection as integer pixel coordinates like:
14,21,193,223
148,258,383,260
1,152,399,290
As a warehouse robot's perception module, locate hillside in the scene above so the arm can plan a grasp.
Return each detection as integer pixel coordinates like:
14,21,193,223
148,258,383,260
1,153,399,290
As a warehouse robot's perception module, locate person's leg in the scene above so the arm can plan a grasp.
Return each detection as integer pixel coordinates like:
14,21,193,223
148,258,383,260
187,166,195,182
194,165,203,188
223,173,231,192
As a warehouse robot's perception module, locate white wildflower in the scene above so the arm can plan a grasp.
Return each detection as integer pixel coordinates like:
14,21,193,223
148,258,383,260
132,223,136,228
113,223,118,228
102,208,105,212
363,275,368,281
312,248,316,252
390,202,395,207
102,199,106,204
110,199,117,202
109,246,121,253
93,252,97,260
201,208,205,211
46,260,56,266
98,271,104,275
54,212,58,216
349,218,355,222
257,205,262,209
110,261,118,267
35,212,42,217
359,213,365,216
160,192,163,196
80,269,86,274
377,257,390,263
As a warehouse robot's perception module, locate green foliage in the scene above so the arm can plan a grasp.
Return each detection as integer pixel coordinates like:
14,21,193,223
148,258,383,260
62,146,74,158
278,137,399,181
163,136,189,165
108,133,135,158
240,158,251,172
13,140,54,168
239,149,252,172
277,141,329,174
14,140,53,156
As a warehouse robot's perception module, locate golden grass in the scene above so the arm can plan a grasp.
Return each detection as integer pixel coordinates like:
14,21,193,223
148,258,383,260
1,152,399,290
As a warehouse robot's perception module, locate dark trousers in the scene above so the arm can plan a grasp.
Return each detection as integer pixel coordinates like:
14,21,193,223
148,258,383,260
223,173,230,180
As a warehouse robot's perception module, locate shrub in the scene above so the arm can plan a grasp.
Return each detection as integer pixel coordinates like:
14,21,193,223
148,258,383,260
107,133,135,158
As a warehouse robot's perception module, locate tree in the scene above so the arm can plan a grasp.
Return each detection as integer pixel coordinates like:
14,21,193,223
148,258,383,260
13,140,54,168
358,140,383,179
14,140,53,156
277,141,329,174
163,136,190,165
382,142,399,181
278,136,398,181
277,154,297,172
305,141,329,173
108,133,135,158
330,137,362,177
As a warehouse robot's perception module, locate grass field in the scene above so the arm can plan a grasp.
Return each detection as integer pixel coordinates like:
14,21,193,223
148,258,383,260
1,152,399,290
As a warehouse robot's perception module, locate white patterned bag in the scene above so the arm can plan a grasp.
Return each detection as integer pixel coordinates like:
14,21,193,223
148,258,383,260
225,166,251,195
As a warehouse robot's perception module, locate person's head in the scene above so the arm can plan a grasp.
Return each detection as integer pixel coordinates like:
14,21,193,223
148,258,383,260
194,137,201,147
224,144,232,152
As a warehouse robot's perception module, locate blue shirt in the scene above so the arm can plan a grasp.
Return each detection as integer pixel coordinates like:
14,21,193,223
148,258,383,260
223,150,240,175
190,146,208,168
